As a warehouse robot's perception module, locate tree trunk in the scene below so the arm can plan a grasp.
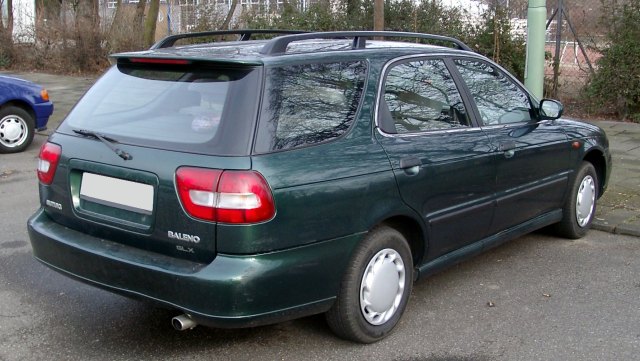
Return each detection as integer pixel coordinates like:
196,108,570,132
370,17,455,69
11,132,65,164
143,0,160,48
373,0,384,37
91,0,99,26
109,0,122,36
220,0,239,30
133,0,146,47
7,0,14,35
1,0,4,29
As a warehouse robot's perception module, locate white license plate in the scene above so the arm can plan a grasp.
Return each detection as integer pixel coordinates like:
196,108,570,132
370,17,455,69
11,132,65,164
80,173,154,214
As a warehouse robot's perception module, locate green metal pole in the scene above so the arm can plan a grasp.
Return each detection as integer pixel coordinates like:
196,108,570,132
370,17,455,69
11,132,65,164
524,0,547,99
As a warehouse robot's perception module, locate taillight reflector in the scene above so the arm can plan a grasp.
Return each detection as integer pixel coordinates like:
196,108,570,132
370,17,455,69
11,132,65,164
37,142,61,185
175,167,275,224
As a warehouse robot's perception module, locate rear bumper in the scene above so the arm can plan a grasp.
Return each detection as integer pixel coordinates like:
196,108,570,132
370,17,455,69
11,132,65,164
28,208,360,328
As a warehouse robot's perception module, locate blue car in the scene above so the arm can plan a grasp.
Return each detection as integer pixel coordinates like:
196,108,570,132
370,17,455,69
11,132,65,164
0,75,53,152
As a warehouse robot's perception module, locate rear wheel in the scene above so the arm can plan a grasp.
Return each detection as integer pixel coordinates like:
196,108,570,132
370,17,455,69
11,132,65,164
0,106,35,153
554,162,598,239
326,226,413,343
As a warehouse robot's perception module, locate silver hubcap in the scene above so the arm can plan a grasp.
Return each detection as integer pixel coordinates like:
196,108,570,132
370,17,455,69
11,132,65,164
360,248,405,326
0,115,28,148
576,175,596,227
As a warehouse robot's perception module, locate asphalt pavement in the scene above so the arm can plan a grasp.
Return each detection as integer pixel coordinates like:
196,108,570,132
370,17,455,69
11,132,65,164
3,70,639,239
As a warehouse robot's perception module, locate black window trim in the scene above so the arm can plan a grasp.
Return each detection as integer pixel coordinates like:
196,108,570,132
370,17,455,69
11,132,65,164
374,53,482,138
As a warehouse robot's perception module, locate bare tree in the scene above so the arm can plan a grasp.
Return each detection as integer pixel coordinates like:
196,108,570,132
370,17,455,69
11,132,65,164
220,0,239,30
143,0,160,47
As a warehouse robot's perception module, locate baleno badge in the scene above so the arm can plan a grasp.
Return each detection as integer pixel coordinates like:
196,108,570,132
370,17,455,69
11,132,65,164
168,231,201,243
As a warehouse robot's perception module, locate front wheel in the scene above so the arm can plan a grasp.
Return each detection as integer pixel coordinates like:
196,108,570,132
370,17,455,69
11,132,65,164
0,106,35,153
325,226,413,343
554,162,598,239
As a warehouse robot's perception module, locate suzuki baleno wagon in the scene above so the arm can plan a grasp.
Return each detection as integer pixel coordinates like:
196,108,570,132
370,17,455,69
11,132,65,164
28,30,611,343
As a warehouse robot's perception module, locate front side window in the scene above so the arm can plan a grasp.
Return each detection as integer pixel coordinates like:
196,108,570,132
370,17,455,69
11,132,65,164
382,58,470,134
255,61,366,152
454,59,533,125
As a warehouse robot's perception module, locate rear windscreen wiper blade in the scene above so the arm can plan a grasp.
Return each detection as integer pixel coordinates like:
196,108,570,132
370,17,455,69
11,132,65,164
73,129,133,161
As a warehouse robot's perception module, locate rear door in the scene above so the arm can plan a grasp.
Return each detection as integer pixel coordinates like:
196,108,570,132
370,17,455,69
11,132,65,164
49,61,262,263
375,57,495,259
451,58,570,233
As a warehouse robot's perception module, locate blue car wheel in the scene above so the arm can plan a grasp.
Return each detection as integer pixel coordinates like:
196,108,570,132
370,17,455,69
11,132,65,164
0,105,35,153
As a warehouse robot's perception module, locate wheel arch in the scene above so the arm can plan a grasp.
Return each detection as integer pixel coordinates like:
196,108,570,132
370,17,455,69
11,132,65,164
0,100,36,121
583,149,607,198
376,215,426,268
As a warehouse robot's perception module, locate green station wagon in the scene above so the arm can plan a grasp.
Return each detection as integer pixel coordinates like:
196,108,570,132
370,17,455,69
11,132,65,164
28,30,611,343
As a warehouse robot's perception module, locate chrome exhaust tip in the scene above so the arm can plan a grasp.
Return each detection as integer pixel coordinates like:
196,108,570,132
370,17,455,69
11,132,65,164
172,314,197,331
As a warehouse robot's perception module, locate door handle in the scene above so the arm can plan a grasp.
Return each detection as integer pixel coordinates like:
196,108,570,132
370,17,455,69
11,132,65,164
400,157,422,175
499,141,517,159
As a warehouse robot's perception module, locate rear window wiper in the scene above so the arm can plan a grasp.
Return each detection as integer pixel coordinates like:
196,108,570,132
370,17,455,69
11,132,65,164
72,129,133,161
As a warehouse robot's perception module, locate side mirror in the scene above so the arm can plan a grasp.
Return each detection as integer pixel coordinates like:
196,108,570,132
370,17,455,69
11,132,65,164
539,99,564,120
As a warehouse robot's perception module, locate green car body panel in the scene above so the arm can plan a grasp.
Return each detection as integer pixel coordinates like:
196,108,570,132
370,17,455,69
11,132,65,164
27,31,611,336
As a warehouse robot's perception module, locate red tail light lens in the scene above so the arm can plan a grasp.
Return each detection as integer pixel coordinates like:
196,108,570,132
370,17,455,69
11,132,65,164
175,167,275,224
37,142,61,185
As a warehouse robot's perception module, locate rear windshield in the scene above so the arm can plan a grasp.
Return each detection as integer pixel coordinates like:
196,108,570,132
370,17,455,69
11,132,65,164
60,63,261,155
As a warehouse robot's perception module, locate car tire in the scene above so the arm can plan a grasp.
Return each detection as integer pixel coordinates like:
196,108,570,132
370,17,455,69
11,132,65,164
0,106,35,153
325,226,413,343
554,162,598,239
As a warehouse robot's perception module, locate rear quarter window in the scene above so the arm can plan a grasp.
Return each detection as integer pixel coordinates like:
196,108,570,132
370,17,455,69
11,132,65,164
254,61,367,153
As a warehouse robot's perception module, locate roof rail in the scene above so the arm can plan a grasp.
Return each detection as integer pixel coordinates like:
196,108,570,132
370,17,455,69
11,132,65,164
150,30,308,50
259,31,472,55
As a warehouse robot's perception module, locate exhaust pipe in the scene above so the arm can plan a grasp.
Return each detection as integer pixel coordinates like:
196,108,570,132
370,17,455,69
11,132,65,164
172,314,198,331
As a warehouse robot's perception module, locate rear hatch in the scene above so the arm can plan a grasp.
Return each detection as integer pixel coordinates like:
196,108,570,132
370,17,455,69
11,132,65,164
45,59,263,263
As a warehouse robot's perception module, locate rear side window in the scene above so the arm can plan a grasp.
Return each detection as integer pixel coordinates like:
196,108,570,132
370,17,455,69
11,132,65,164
255,61,366,152
61,64,261,155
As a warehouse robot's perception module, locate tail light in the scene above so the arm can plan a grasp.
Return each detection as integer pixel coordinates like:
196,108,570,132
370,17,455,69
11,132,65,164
175,167,275,224
37,142,61,185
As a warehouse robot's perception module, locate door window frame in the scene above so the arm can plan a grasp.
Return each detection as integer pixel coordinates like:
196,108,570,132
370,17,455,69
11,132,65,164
375,54,483,138
448,56,542,129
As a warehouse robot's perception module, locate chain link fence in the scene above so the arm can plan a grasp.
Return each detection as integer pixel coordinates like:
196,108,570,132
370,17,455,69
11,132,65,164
542,0,604,102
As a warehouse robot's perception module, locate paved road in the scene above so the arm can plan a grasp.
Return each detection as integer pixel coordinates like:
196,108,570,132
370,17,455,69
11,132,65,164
1,136,639,360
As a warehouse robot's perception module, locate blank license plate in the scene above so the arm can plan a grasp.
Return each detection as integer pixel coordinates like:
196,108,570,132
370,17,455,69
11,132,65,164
80,173,154,214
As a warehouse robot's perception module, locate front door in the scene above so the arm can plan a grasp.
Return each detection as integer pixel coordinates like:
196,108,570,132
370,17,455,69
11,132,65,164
375,57,495,259
452,58,570,233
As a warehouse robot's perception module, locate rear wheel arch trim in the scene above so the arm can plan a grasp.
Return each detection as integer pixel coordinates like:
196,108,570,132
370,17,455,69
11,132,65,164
374,214,427,268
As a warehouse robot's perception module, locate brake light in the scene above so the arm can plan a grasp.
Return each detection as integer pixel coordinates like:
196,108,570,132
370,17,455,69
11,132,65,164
37,142,61,185
129,58,191,65
175,167,275,224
